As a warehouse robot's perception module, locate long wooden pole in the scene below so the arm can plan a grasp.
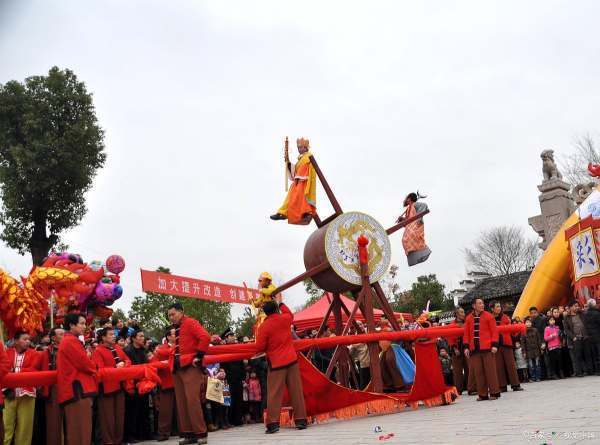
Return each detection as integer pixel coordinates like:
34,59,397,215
309,155,343,215
386,210,429,236
271,260,330,296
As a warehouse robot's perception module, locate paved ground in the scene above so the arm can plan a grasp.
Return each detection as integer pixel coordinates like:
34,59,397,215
141,376,600,445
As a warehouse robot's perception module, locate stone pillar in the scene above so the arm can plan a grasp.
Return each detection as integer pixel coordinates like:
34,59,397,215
528,178,575,250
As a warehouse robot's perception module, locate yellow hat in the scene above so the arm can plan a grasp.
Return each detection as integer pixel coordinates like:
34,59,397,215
259,272,273,281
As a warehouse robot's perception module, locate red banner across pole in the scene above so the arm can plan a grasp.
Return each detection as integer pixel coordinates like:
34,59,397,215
140,269,258,305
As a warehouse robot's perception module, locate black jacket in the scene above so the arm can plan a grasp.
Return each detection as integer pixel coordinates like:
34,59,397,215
584,307,600,341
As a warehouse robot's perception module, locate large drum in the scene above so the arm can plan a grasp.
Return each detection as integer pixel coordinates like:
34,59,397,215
304,212,392,293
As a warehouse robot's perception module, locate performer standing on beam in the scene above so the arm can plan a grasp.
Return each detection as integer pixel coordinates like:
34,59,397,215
255,295,307,434
396,192,431,266
168,302,211,445
463,298,501,401
270,137,317,225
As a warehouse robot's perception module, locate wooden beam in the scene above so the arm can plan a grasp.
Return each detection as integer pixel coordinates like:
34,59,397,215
372,282,402,331
385,210,430,236
359,265,383,393
271,261,331,296
319,213,339,227
313,212,323,227
309,155,343,215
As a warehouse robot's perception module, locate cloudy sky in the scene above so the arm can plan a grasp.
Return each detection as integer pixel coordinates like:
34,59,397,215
1,1,599,318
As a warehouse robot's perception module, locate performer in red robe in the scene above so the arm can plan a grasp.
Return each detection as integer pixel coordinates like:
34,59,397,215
0,342,11,444
152,326,177,441
57,313,97,444
92,327,131,445
463,298,500,401
167,302,211,445
490,301,523,393
255,298,307,434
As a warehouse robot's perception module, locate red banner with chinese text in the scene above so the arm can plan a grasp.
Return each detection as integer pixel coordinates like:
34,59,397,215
140,269,258,304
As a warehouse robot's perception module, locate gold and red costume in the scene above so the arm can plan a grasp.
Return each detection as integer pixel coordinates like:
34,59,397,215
276,146,317,225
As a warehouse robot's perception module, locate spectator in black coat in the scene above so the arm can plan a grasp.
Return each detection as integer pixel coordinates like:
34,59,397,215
583,299,600,375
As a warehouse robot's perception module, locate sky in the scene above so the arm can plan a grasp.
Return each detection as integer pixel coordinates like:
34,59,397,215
0,1,599,319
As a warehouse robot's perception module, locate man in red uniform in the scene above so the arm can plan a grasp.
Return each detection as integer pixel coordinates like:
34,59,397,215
3,331,41,445
255,298,307,434
167,302,211,445
463,298,501,401
57,313,97,444
152,326,177,441
92,327,130,445
39,327,64,445
0,342,11,443
490,301,523,393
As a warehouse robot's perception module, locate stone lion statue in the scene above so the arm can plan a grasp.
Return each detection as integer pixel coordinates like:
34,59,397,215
541,149,562,181
573,182,596,205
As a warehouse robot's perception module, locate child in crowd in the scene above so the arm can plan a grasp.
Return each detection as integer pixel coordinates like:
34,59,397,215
521,318,543,382
544,316,563,379
214,369,231,430
438,347,453,386
248,371,263,423
514,340,528,383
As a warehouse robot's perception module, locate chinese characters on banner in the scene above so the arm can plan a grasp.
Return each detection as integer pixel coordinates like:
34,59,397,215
140,269,259,304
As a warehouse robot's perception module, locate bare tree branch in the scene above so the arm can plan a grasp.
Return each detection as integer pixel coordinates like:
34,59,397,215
464,226,539,276
559,133,600,186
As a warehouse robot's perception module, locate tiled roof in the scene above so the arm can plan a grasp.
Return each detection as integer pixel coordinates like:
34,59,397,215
460,270,532,305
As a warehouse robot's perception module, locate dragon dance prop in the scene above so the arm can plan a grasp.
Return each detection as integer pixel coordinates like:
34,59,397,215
0,252,125,335
2,324,525,421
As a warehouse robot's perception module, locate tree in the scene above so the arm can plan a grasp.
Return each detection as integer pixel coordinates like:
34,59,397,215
464,225,539,276
232,307,256,339
560,133,600,186
111,308,127,324
128,267,232,340
301,278,324,309
0,67,106,264
389,274,452,315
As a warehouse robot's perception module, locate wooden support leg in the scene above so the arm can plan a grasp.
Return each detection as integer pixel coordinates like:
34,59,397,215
358,287,383,393
372,282,402,331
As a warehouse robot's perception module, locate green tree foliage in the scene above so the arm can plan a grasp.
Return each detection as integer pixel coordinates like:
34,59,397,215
128,267,232,340
388,273,453,315
302,278,324,309
232,307,256,339
0,67,106,264
111,308,127,324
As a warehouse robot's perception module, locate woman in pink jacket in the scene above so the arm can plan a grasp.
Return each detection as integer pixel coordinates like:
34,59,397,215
544,317,563,379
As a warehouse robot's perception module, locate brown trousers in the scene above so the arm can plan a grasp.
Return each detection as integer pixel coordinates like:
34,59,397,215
451,354,469,393
158,389,175,437
98,392,125,445
45,387,63,445
495,346,520,388
64,397,93,445
470,352,500,397
173,367,207,438
266,362,307,424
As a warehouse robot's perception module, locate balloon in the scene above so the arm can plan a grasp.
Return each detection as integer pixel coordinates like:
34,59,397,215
112,284,123,299
106,255,125,275
89,260,103,272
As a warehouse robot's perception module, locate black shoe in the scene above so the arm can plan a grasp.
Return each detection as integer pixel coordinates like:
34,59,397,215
179,438,197,445
295,419,308,430
476,396,489,401
266,423,280,434
467,391,478,396
511,385,524,391
500,386,508,393
490,393,501,400
270,213,286,220
156,436,169,442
